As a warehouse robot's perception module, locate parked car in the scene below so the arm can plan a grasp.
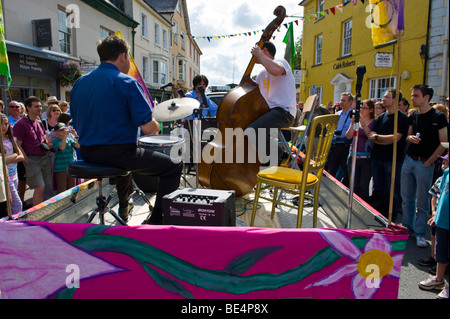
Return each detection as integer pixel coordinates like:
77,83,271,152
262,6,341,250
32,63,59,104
206,91,228,106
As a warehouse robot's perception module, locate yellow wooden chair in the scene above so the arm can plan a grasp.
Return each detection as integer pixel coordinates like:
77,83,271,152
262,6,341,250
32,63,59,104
250,114,339,228
279,94,318,169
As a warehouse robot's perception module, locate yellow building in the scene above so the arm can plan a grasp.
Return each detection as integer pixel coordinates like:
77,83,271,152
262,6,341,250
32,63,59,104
299,0,430,105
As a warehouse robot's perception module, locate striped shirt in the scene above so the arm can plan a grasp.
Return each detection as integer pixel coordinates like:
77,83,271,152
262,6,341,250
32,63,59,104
52,137,76,172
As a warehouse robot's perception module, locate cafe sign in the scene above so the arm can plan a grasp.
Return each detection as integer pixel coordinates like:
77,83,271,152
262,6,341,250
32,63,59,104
333,59,356,70
375,52,393,68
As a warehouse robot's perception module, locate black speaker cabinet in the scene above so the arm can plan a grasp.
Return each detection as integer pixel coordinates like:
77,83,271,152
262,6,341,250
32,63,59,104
163,188,236,226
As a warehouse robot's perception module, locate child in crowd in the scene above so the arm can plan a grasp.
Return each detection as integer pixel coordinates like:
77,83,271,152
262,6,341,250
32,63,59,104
58,112,81,162
1,114,25,215
52,123,79,194
0,155,8,218
418,152,449,299
418,154,449,271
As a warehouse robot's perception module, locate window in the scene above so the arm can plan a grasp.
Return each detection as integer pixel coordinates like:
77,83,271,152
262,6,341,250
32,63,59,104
369,77,396,100
142,55,150,83
100,27,112,39
172,56,176,80
318,0,325,19
162,29,169,50
178,58,186,81
151,60,169,86
154,23,160,46
342,19,352,57
152,61,159,84
58,9,71,54
315,34,322,65
177,1,182,15
309,86,323,103
161,63,168,84
109,0,124,12
141,12,149,39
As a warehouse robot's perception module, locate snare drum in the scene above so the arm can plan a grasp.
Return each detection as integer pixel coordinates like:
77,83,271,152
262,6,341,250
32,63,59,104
138,135,185,161
133,135,185,192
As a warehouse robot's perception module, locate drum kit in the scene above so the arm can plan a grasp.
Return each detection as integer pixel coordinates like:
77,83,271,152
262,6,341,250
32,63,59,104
137,97,208,188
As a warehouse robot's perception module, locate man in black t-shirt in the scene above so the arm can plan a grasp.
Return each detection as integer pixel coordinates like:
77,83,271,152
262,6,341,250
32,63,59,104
400,85,448,248
367,89,408,221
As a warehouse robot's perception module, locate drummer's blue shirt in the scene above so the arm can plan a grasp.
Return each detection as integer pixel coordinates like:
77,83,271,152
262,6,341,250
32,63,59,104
185,90,218,119
70,62,153,146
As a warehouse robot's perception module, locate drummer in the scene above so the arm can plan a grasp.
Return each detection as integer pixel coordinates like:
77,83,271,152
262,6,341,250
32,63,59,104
185,75,218,119
70,35,182,225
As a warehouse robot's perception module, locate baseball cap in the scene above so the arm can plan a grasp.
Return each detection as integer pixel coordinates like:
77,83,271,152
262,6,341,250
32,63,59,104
53,123,67,131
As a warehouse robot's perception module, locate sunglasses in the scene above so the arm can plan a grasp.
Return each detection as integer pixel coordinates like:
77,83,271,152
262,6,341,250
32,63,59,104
9,105,20,109
48,102,59,105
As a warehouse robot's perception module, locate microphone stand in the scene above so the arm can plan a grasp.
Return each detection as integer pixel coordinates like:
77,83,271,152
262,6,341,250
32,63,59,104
346,65,366,229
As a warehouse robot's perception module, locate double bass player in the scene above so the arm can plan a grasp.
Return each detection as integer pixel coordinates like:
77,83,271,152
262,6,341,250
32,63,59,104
247,41,297,166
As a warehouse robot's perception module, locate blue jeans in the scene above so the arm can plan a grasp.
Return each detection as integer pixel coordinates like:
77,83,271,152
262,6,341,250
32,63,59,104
401,155,434,237
371,159,403,221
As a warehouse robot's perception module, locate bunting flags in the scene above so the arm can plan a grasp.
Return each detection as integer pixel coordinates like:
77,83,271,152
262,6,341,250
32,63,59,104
115,30,154,110
370,0,405,46
190,0,372,41
283,22,295,70
0,2,12,88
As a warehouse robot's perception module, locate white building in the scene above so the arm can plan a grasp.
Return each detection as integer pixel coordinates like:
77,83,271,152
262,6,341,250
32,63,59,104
1,0,138,104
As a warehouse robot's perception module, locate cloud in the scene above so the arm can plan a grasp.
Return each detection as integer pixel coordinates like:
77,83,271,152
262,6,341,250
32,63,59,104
188,0,303,86
232,3,263,29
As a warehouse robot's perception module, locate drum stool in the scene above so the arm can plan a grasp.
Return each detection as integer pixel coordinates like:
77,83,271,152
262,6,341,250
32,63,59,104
68,161,131,226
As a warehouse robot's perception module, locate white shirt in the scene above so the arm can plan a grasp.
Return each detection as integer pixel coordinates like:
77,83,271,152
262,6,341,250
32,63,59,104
256,58,297,117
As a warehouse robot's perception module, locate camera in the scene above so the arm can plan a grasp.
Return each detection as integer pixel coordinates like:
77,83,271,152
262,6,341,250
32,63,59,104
39,143,51,152
334,130,342,136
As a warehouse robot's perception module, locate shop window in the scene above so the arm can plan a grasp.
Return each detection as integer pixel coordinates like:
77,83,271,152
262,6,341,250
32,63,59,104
32,77,52,88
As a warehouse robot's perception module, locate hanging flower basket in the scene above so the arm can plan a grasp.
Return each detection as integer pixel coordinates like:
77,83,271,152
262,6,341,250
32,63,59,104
58,62,83,87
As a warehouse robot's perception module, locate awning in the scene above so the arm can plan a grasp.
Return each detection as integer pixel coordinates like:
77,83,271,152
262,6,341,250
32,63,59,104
5,40,68,63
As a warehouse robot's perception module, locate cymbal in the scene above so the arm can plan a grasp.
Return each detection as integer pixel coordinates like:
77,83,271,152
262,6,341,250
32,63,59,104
153,98,200,121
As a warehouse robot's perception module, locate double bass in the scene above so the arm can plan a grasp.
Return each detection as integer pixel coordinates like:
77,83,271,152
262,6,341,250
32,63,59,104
198,6,286,197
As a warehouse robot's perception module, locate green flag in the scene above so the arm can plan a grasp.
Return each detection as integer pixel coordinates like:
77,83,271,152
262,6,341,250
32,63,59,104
283,22,295,70
0,2,12,88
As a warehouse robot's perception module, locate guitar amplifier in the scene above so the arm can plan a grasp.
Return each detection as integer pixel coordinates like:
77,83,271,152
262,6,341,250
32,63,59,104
163,188,236,226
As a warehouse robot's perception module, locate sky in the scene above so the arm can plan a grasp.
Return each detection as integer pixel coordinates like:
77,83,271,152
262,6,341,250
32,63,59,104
186,1,304,87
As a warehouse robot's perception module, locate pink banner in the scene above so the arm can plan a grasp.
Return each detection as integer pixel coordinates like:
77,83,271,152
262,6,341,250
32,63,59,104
0,221,408,299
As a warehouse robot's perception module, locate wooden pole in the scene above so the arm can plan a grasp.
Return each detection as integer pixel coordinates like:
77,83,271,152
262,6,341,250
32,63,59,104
388,32,402,226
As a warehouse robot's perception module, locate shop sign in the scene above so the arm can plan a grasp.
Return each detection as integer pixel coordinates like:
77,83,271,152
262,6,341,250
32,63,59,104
374,52,393,68
9,53,59,77
333,60,356,70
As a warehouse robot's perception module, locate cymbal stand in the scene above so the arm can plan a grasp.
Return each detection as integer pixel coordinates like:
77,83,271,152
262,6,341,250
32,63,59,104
193,108,202,188
180,118,193,188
